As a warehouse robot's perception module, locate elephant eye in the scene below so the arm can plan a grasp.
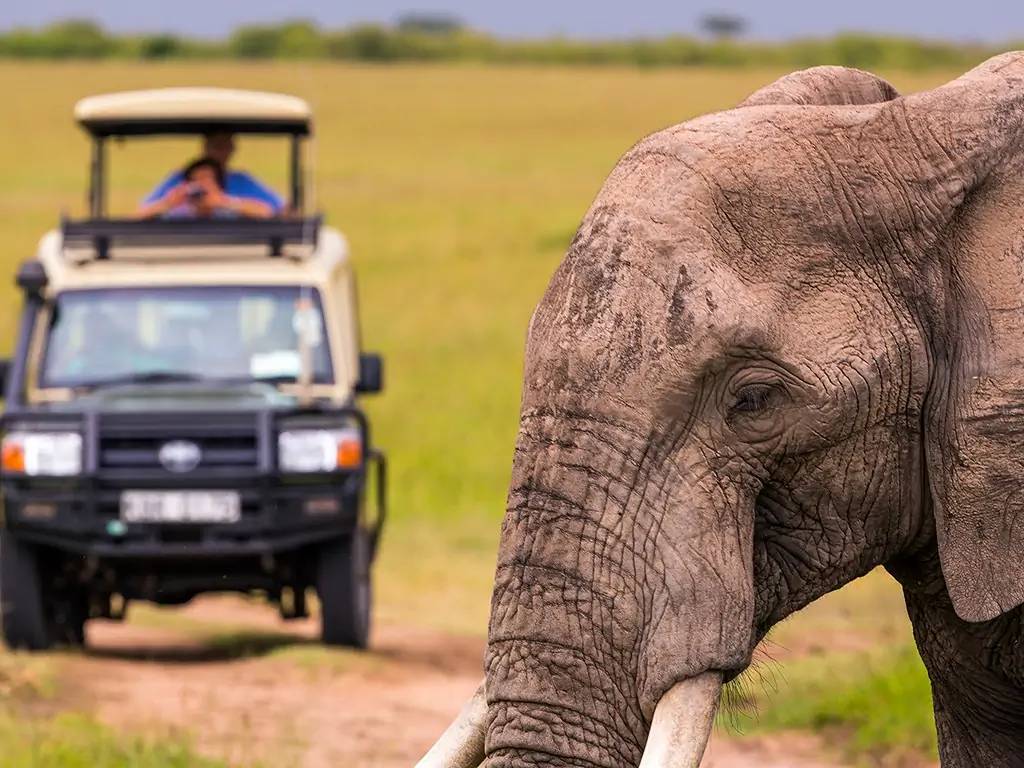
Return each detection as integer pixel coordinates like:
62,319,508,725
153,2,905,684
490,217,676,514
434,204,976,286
731,383,777,414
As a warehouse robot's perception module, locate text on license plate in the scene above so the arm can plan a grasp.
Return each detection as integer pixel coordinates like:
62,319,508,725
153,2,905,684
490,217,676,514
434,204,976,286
120,491,241,524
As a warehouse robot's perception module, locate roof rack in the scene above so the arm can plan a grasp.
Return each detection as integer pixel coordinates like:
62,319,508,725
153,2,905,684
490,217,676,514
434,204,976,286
61,217,321,261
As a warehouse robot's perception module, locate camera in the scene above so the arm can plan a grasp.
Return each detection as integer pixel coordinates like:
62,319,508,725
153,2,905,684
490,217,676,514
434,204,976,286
186,182,206,202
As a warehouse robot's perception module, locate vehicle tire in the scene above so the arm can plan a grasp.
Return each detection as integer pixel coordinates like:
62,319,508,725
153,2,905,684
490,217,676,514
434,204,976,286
49,593,87,647
316,531,371,649
0,531,51,651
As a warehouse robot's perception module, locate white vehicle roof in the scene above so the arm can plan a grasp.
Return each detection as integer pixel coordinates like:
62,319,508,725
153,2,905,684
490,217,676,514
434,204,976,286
74,88,312,136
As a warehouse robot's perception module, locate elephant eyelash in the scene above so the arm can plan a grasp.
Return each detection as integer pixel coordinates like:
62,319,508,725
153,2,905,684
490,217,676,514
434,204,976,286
730,383,777,414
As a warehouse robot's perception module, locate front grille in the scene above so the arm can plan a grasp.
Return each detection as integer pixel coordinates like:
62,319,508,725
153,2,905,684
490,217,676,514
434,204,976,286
97,413,261,473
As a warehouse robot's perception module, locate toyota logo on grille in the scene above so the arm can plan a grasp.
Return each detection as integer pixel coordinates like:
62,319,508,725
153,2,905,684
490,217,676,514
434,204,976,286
159,440,202,473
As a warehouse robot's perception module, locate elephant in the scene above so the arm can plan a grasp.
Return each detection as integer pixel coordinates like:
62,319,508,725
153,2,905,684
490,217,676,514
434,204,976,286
419,53,1024,767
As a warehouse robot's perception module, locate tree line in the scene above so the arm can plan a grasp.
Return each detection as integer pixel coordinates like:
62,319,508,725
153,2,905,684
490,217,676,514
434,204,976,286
0,19,1015,71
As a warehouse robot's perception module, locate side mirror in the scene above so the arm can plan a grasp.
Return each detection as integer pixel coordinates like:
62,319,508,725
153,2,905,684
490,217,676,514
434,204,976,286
15,260,48,298
355,353,383,394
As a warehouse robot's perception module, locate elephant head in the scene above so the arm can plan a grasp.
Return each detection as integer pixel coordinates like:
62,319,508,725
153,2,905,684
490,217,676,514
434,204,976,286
420,54,1024,767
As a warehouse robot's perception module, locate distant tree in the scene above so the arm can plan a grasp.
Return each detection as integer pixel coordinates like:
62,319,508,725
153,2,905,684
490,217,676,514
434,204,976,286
40,19,116,57
328,25,400,61
699,13,747,40
832,33,885,68
275,20,326,58
229,24,283,58
229,20,324,58
138,34,183,59
396,13,464,35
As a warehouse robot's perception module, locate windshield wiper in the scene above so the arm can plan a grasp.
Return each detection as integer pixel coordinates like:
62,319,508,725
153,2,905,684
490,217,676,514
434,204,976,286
84,371,210,390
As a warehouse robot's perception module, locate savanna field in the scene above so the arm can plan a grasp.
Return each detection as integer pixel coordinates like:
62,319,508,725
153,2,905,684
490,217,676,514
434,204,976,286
0,62,958,766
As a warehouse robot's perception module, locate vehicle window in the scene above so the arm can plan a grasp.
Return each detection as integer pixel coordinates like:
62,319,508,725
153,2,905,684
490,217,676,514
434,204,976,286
40,286,333,388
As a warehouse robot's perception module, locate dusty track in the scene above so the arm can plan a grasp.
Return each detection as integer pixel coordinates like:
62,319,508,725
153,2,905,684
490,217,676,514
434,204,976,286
54,595,848,767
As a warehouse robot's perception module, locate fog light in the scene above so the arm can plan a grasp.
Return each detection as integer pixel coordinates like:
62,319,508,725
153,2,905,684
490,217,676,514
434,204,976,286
21,503,57,520
304,497,341,516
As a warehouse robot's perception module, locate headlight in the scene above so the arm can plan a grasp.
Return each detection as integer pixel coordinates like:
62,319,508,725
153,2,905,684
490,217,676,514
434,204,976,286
278,427,362,473
1,432,83,476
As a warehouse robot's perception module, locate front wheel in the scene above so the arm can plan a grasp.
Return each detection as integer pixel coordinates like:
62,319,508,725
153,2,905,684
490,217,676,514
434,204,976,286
0,531,51,651
49,592,87,648
316,531,372,649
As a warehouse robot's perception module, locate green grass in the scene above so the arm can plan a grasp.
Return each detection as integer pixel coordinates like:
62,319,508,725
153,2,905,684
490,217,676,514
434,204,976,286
726,643,938,765
0,711,228,768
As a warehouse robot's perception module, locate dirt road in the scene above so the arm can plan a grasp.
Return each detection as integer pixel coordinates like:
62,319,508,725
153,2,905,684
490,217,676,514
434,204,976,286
50,595,846,767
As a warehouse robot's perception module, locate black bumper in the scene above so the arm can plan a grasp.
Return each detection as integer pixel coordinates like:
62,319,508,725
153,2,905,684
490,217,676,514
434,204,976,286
3,478,364,559
0,406,387,562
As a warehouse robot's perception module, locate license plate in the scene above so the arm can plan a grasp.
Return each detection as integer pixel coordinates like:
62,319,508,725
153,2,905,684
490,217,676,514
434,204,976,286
120,491,241,524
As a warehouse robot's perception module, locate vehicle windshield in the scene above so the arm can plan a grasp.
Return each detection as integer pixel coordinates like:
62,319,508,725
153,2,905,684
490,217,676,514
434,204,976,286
40,285,333,389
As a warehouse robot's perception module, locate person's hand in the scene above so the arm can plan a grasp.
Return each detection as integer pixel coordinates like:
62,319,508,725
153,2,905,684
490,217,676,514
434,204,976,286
163,182,190,209
203,184,228,210
137,182,191,219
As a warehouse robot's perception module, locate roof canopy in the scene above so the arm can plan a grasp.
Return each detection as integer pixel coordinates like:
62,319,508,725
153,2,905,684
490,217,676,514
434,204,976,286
74,87,312,137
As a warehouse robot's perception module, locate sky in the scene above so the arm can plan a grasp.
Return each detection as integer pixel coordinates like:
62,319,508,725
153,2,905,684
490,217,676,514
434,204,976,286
4,0,1023,43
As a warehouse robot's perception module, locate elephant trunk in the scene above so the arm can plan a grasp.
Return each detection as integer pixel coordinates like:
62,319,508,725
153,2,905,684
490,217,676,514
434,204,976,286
477,408,751,767
480,414,653,766
483,558,648,766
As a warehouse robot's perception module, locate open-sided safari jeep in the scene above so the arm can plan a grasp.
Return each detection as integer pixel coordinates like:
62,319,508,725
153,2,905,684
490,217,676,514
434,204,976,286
0,88,386,650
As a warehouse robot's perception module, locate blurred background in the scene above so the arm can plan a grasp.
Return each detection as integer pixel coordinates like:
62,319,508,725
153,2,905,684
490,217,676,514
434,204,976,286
1,2,1021,766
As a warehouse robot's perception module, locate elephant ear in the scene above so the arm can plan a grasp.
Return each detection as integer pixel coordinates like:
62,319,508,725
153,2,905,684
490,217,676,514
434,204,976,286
902,53,1024,622
740,65,899,107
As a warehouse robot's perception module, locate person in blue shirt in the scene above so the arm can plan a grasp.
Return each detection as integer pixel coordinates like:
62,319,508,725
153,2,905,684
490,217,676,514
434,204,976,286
138,132,284,219
137,156,277,220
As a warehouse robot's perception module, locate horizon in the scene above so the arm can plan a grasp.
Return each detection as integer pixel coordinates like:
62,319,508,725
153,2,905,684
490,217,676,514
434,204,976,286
4,1,1023,44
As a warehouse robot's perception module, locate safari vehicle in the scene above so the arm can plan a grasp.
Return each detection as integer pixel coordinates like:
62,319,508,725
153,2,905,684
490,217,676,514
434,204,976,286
0,89,386,650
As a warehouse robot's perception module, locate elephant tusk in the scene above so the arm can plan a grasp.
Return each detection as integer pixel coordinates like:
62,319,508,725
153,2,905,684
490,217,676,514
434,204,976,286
638,672,723,768
415,680,488,768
